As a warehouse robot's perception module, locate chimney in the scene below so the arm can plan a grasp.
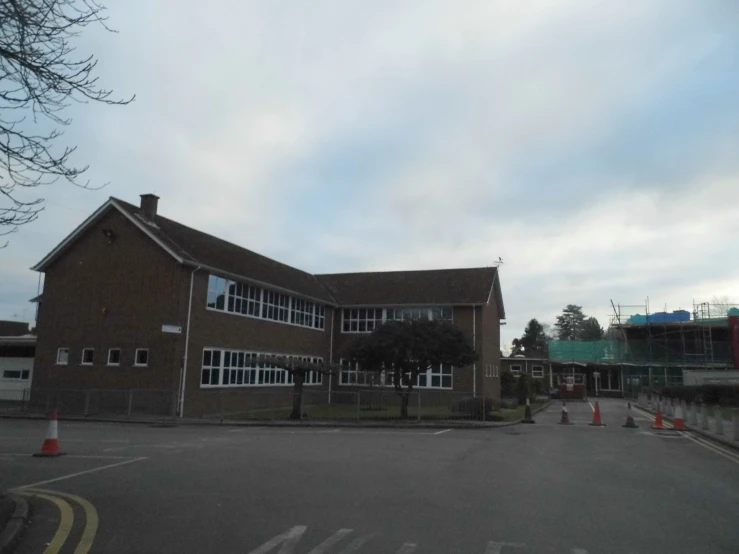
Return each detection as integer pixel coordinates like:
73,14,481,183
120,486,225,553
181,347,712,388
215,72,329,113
140,194,159,220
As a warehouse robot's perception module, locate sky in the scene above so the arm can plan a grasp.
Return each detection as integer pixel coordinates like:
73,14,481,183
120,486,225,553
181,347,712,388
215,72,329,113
1,0,738,348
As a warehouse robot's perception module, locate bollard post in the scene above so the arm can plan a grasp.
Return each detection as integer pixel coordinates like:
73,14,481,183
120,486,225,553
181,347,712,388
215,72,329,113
715,407,724,436
701,403,709,430
733,409,739,442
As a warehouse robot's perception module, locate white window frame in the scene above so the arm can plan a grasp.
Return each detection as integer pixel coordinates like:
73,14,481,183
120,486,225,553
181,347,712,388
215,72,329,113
107,348,121,366
206,274,326,331
2,369,30,380
532,365,544,378
81,348,94,366
200,348,323,389
341,306,454,334
510,364,521,375
56,348,69,365
134,348,149,367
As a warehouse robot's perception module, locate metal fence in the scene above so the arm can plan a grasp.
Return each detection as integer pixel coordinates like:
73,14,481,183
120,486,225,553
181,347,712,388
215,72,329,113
0,389,177,418
204,388,500,422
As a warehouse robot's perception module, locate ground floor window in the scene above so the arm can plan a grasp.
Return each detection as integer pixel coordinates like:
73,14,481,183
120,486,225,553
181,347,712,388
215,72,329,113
532,365,544,378
201,348,323,388
339,360,453,389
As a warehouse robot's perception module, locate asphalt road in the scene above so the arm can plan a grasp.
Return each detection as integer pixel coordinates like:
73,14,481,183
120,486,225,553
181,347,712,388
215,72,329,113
2,398,739,554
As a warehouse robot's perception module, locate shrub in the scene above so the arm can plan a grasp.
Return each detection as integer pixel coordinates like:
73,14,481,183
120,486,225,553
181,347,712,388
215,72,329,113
500,370,517,398
516,374,532,404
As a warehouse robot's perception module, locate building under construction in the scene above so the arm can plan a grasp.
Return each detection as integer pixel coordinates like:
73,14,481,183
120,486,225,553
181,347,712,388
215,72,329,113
547,299,739,399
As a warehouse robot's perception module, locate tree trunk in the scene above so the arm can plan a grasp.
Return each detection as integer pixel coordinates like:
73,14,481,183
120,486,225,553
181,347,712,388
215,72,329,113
290,372,304,420
400,392,410,419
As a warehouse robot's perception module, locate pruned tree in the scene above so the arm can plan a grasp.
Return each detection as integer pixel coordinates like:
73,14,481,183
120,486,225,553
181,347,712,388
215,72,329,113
1,0,134,243
345,319,477,419
258,355,341,420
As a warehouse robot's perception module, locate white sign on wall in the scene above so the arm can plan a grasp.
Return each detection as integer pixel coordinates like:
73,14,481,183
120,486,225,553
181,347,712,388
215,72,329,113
161,325,182,334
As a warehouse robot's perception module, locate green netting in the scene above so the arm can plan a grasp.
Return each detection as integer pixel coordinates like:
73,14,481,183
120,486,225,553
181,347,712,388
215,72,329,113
548,340,625,362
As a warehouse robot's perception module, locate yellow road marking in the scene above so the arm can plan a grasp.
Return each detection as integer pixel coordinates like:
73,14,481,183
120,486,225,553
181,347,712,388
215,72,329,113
15,491,74,554
28,489,99,554
633,406,739,466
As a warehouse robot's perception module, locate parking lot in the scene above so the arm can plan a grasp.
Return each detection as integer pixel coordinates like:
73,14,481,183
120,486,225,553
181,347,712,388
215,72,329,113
3,399,739,553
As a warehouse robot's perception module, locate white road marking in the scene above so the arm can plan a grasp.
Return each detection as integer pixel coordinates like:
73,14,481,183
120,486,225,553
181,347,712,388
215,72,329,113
306,528,353,553
248,526,306,554
588,402,594,412
13,456,148,490
337,535,373,553
486,541,526,553
434,429,453,435
395,543,417,553
572,549,589,554
1,453,135,459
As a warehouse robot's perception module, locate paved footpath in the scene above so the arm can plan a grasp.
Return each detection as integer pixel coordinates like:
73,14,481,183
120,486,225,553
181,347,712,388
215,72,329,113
2,402,739,553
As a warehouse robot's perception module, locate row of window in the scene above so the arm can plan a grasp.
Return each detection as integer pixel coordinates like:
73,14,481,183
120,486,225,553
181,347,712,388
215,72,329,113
56,347,149,367
484,364,500,378
509,364,545,378
2,370,30,380
341,307,453,333
207,275,326,330
339,360,454,389
201,348,324,388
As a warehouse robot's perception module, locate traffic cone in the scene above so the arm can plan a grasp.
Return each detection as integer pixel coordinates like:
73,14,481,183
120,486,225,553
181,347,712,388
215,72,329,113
33,410,65,457
589,401,606,426
522,398,535,424
673,400,685,430
559,401,571,425
623,401,638,428
652,407,665,430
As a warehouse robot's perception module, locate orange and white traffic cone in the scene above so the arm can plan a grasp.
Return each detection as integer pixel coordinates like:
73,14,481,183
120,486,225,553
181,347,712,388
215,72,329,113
559,401,571,425
589,401,606,426
33,410,65,457
652,407,665,430
623,401,638,428
673,400,685,430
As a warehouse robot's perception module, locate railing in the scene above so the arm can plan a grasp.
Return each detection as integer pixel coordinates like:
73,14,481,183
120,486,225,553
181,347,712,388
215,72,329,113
206,389,499,422
1,389,178,418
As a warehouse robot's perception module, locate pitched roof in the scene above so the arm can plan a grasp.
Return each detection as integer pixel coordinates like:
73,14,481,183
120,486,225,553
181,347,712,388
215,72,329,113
316,267,504,315
32,198,335,305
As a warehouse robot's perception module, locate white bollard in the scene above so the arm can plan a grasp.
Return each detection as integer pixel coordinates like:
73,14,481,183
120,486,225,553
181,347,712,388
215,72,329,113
689,402,698,426
714,407,724,436
667,399,674,418
733,410,739,442
701,404,709,430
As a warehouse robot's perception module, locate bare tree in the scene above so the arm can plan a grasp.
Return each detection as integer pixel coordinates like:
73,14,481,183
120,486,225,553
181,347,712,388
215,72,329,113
1,0,133,244
710,296,737,317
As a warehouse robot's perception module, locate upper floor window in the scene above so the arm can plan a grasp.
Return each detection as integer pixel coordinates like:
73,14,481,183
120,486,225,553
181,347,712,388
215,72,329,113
341,306,453,333
2,370,30,380
56,348,69,365
81,348,94,365
107,348,121,366
206,274,325,330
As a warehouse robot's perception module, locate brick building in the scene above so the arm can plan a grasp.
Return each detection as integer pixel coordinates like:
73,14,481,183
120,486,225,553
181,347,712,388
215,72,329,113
30,195,505,416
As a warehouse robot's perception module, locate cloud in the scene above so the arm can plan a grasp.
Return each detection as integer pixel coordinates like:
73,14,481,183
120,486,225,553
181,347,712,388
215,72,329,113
1,1,738,344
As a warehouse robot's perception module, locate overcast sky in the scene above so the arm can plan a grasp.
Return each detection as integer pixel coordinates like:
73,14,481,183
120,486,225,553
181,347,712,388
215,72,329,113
2,0,738,347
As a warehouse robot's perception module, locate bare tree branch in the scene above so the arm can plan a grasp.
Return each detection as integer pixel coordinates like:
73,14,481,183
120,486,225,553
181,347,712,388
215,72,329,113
0,0,133,241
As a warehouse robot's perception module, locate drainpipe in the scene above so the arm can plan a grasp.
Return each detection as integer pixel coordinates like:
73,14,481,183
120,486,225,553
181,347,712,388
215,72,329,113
473,305,477,398
179,265,201,417
328,307,335,404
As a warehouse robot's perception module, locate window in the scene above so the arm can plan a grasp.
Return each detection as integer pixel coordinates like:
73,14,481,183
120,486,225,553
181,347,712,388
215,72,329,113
206,274,325,330
201,348,322,388
107,348,121,366
418,364,453,389
2,370,29,380
207,275,228,310
386,307,428,321
342,308,383,333
339,359,376,385
56,348,69,365
81,348,94,365
532,365,544,378
135,349,149,367
510,364,521,375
